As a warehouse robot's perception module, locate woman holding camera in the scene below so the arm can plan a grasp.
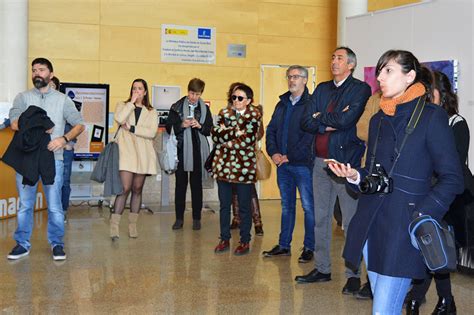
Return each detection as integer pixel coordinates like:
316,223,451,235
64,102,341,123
212,83,261,255
328,50,463,314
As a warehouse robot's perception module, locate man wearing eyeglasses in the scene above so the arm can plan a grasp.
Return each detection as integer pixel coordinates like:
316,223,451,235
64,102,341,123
296,47,371,295
263,65,315,263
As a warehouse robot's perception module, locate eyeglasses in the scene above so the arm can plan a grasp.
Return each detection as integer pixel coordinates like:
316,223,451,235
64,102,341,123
231,95,247,102
286,74,305,80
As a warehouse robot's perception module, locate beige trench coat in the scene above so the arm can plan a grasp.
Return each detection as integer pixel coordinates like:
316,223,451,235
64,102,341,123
114,102,158,175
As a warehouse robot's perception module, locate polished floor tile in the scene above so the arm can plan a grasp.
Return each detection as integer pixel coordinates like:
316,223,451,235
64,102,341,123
0,201,473,314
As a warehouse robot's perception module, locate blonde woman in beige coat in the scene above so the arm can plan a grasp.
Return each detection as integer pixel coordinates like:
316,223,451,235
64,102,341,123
110,79,158,240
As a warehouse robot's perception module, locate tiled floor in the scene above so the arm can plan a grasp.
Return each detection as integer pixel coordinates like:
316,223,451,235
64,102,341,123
0,201,473,314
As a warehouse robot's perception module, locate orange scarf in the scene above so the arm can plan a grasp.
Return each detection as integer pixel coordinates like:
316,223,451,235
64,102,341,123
379,83,426,116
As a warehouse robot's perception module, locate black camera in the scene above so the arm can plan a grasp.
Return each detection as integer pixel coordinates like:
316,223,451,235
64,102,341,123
359,164,393,194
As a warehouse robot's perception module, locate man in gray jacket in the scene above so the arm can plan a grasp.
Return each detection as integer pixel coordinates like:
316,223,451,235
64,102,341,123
7,58,84,261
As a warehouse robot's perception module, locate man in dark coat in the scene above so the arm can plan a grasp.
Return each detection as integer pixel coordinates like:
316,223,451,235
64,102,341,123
262,65,315,263
296,47,371,296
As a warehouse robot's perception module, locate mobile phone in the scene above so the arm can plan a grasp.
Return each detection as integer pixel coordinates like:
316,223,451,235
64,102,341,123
186,115,194,120
323,158,343,165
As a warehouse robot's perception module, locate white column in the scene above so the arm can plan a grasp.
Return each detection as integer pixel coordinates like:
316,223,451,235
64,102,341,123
0,0,28,104
338,0,368,46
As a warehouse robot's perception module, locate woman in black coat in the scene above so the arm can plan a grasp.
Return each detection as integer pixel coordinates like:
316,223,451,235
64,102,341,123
406,70,470,315
327,50,464,315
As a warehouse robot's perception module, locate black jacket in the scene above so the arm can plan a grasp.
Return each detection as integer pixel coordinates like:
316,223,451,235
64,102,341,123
266,87,314,167
2,106,55,185
165,96,213,165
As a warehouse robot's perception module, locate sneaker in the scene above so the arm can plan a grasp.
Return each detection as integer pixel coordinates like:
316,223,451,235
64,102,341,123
262,245,291,257
234,243,250,256
298,247,313,263
355,281,373,300
342,277,361,295
254,225,264,236
214,240,230,253
7,244,29,260
52,245,67,261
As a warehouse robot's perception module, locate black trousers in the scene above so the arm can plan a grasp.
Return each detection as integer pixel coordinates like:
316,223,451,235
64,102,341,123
175,164,203,221
218,180,252,243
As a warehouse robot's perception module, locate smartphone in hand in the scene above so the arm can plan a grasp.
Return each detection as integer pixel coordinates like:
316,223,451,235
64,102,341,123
323,158,344,166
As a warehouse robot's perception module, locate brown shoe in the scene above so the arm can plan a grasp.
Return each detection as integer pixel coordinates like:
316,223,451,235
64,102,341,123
255,225,264,236
234,243,250,256
214,240,230,253
230,219,240,229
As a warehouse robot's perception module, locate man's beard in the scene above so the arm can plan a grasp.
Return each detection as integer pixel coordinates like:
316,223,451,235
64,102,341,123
33,76,48,89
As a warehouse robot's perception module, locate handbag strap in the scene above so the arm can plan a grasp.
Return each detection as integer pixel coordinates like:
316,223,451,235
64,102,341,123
113,125,122,140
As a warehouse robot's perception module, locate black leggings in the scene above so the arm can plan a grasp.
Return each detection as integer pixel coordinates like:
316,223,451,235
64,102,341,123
113,171,147,215
410,272,452,302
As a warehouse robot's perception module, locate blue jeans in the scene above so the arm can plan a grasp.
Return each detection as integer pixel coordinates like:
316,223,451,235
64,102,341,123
14,160,65,250
61,149,74,212
277,164,315,250
363,243,411,315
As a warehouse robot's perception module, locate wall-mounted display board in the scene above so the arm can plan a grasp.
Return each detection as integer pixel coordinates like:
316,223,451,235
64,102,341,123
60,83,110,160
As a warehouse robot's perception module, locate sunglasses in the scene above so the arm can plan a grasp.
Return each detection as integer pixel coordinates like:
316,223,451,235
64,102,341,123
231,95,247,102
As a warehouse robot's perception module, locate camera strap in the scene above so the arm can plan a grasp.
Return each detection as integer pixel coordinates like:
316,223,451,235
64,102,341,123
368,95,426,176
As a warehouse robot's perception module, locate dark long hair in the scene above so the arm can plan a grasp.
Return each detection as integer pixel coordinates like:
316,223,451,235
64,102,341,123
433,71,458,116
125,78,153,110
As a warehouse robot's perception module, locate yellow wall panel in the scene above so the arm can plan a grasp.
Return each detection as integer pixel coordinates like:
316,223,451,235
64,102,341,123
101,1,259,35
258,3,335,39
260,0,336,7
257,36,335,68
368,0,421,11
100,26,161,63
29,22,99,60
29,0,100,24
44,59,100,84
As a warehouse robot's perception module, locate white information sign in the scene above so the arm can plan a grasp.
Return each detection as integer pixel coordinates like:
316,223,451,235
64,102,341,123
161,24,216,64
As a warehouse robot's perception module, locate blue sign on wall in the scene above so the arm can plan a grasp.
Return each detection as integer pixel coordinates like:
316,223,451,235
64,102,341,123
198,28,211,39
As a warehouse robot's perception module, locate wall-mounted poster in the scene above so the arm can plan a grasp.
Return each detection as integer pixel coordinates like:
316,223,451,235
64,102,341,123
364,60,458,95
60,83,109,160
152,85,181,126
161,24,216,64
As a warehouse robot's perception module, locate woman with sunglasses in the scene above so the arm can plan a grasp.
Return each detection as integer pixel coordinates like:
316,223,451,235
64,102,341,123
212,83,262,255
225,82,265,236
328,50,463,314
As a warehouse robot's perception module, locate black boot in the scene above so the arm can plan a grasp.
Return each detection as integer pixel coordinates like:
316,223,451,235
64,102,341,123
431,296,456,315
406,300,420,315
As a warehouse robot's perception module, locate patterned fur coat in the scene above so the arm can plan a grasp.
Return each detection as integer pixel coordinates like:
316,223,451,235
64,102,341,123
211,105,262,184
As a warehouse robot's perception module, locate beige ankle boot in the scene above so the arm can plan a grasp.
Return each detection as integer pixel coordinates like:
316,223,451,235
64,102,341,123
110,214,121,240
128,213,139,238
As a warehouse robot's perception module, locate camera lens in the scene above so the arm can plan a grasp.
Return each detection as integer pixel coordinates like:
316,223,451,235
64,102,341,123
359,177,378,194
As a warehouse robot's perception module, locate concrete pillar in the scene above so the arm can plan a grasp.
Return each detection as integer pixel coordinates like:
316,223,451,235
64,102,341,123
338,0,368,46
0,0,28,105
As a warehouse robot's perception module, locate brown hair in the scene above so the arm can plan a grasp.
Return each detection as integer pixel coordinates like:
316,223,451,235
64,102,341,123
125,78,153,110
188,78,205,93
